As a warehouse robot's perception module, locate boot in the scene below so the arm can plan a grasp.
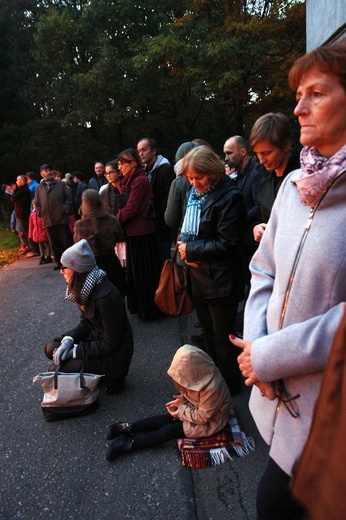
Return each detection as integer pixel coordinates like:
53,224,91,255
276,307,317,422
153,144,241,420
105,376,125,395
45,256,53,264
39,257,45,265
106,435,134,461
107,421,132,440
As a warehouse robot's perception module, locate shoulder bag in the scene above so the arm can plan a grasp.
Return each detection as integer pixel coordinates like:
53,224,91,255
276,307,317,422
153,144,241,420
154,243,194,317
33,359,104,421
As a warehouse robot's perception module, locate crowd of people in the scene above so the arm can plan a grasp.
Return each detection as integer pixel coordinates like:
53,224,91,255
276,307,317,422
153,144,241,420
1,40,345,520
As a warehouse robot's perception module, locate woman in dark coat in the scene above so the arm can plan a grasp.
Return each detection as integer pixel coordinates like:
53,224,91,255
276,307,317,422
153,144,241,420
73,189,127,296
178,146,246,395
116,148,161,321
44,239,133,395
249,112,300,243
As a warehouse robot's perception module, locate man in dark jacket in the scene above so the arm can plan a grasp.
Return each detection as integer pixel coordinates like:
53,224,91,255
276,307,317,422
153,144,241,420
88,162,108,192
34,164,74,269
223,136,262,286
137,138,175,264
11,175,32,253
73,171,88,218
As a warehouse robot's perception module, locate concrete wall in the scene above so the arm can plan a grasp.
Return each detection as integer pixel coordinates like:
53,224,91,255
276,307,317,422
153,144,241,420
306,0,346,50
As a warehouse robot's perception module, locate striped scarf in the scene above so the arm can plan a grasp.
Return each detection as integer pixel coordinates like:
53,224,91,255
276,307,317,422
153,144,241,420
180,184,215,242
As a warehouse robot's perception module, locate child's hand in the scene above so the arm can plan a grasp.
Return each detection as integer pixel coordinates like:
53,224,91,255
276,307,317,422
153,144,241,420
165,394,185,417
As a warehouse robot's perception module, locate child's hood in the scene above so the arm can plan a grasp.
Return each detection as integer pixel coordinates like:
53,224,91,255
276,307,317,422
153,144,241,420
167,344,217,392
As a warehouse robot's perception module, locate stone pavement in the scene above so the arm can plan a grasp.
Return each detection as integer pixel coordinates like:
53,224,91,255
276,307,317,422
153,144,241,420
0,255,268,519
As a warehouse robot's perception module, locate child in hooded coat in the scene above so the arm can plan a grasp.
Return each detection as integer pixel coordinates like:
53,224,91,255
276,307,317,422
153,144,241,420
28,200,52,264
106,344,232,461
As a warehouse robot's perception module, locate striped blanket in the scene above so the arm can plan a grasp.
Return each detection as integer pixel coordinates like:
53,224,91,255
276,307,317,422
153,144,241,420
177,412,255,469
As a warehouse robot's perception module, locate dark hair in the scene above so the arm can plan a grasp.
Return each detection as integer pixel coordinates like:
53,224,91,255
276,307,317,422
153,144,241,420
117,148,142,167
73,171,85,181
182,146,224,184
175,141,199,163
137,137,157,150
68,272,89,304
26,171,36,180
106,160,119,169
289,40,346,92
232,135,248,151
249,112,292,150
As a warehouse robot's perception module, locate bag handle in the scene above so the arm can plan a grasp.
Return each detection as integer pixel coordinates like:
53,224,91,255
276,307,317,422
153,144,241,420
54,348,85,390
171,242,180,263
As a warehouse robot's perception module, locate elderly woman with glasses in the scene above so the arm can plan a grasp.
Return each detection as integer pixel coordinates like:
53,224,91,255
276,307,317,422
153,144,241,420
231,41,346,520
116,148,161,321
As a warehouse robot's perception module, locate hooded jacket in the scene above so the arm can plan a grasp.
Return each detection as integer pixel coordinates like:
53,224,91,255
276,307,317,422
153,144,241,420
167,344,232,438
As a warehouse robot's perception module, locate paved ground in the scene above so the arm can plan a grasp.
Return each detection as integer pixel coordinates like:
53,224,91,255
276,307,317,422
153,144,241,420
0,255,268,519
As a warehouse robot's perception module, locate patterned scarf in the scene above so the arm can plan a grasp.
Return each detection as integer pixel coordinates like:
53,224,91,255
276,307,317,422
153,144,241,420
177,411,255,469
65,266,106,305
180,184,215,242
295,145,346,207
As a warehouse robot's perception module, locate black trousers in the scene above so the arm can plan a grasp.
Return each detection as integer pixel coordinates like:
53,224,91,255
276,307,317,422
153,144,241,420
45,223,73,265
130,414,185,450
257,458,306,520
193,297,241,394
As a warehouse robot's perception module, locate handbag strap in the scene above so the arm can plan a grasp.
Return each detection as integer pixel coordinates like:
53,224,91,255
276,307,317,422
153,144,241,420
54,349,85,390
171,242,179,262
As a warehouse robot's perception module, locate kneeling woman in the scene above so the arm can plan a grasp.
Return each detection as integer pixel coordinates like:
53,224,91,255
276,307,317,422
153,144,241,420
45,239,134,395
106,344,232,461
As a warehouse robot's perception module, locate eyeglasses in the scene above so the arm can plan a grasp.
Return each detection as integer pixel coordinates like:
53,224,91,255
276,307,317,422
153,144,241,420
105,170,118,176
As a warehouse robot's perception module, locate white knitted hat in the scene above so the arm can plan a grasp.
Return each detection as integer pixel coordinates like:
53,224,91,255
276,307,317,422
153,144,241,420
61,239,96,273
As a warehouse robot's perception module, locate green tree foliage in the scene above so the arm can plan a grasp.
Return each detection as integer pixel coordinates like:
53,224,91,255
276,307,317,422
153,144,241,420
0,0,305,183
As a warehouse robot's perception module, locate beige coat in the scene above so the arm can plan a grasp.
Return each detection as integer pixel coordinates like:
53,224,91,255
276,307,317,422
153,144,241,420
167,345,232,438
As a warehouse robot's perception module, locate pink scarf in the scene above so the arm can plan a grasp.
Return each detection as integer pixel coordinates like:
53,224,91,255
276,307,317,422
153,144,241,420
295,145,346,207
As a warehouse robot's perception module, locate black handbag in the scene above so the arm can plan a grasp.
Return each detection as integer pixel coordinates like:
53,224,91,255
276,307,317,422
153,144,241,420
154,244,194,317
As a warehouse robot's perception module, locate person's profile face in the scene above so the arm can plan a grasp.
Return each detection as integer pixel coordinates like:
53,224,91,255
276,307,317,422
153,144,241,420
60,266,74,285
137,140,155,166
294,69,346,157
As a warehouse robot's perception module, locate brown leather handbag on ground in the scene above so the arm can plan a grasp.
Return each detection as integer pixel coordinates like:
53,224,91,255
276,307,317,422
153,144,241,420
154,244,194,317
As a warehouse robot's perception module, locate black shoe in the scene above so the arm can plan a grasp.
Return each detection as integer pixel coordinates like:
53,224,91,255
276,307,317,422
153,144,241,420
106,435,134,461
191,333,205,346
106,376,125,395
107,422,132,441
39,257,45,265
45,256,53,264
